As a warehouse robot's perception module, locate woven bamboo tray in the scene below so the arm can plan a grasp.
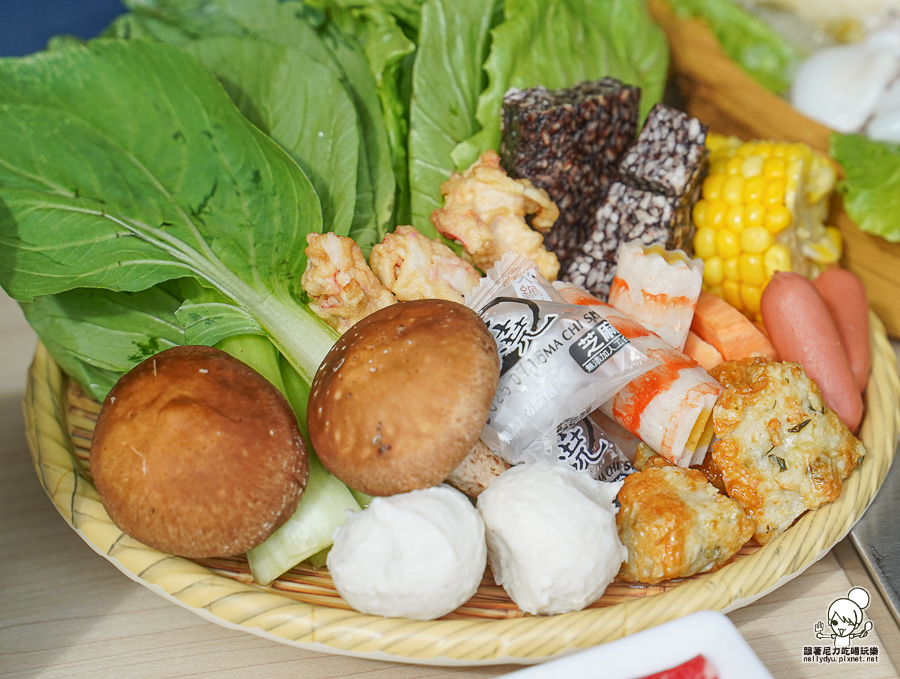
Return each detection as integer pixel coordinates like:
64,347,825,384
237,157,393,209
23,310,900,665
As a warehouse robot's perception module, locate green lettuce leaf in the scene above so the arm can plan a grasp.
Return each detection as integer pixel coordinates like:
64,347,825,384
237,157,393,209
176,299,265,345
309,0,427,34
451,0,669,172
325,5,416,225
0,40,337,381
407,0,498,236
831,133,900,243
667,0,798,95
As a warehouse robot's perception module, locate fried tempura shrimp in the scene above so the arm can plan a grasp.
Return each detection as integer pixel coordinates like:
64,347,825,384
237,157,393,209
431,150,560,280
369,225,480,304
301,233,396,334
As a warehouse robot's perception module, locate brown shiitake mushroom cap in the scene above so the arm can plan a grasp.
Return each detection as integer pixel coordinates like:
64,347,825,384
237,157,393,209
307,299,500,496
90,345,308,559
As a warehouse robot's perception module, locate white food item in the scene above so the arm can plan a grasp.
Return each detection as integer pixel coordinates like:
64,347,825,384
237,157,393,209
868,78,900,141
742,0,900,34
476,462,626,616
790,32,900,133
326,484,487,621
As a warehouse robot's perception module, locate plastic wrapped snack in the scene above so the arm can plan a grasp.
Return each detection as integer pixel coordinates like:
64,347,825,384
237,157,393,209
557,414,636,483
466,253,657,466
555,281,723,467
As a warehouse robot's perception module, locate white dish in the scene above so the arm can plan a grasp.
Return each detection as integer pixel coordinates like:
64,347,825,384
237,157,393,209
505,611,772,678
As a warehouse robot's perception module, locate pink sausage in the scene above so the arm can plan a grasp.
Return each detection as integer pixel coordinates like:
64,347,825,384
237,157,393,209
761,272,863,432
813,268,871,393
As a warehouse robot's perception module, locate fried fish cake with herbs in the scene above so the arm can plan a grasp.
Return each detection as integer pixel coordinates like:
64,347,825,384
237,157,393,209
706,358,866,545
616,460,755,584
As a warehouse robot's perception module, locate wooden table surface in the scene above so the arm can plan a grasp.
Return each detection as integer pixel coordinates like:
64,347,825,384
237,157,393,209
2,289,899,679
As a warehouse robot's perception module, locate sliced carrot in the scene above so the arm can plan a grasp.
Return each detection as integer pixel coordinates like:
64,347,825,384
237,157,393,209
691,291,777,361
682,330,725,371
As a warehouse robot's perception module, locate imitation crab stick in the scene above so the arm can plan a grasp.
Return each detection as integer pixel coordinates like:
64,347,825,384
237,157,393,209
690,290,776,361
607,243,704,352
555,281,722,467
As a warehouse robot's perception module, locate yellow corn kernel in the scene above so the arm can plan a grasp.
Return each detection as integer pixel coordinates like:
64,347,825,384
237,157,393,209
764,243,792,276
707,200,729,230
709,158,729,176
784,159,803,211
741,155,764,178
764,204,792,234
706,133,736,156
763,177,786,206
725,156,744,176
703,255,725,286
745,203,766,228
702,174,726,201
754,141,773,158
826,226,843,255
716,229,742,259
741,283,763,315
723,175,745,204
692,199,709,228
742,175,766,202
726,204,745,231
806,238,842,265
739,252,767,286
763,156,786,179
723,255,741,281
694,227,718,259
807,159,838,204
786,142,812,164
722,279,743,309
740,226,774,253
692,135,837,322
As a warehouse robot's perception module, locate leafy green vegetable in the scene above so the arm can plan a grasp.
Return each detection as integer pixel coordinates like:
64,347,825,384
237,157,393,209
326,5,416,225
407,0,499,236
183,36,361,240
20,286,185,400
451,0,669,171
317,22,396,249
117,0,396,253
831,133,900,243
0,40,337,382
247,450,362,586
311,0,428,34
216,333,289,394
667,0,798,95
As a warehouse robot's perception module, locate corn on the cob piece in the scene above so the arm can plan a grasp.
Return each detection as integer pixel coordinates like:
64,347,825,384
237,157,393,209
691,134,841,320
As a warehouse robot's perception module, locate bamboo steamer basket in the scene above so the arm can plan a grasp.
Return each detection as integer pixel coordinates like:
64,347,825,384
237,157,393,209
21,5,900,663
